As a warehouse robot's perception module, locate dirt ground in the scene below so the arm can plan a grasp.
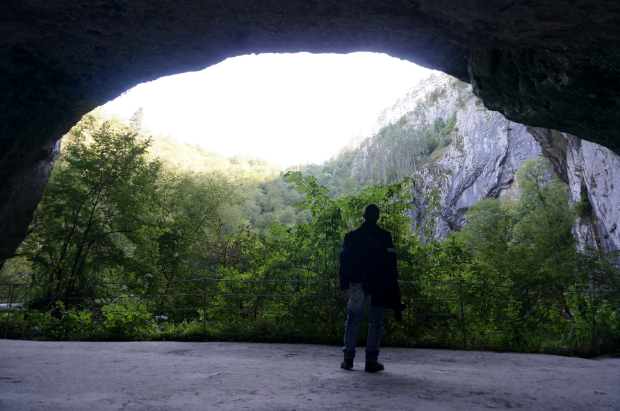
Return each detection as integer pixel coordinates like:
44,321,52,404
0,340,618,411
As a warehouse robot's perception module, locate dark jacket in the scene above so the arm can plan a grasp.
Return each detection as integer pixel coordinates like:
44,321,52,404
339,221,406,320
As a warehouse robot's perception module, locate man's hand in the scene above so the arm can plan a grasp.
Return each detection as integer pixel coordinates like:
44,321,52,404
340,288,350,297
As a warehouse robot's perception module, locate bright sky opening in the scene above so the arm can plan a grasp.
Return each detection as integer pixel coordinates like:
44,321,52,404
104,52,433,168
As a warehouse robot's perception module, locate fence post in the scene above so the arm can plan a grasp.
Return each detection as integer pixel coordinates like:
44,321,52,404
588,291,601,355
459,281,467,350
3,284,15,339
327,280,333,338
203,278,207,340
90,282,97,339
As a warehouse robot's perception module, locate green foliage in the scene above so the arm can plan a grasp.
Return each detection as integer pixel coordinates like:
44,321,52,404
2,162,618,355
274,171,416,279
194,222,264,275
460,157,607,290
296,111,459,195
128,167,234,283
141,135,308,230
0,301,92,340
100,298,154,336
0,298,159,340
22,113,161,292
129,107,144,132
12,111,236,302
458,157,620,351
572,192,593,218
2,86,618,355
0,255,31,283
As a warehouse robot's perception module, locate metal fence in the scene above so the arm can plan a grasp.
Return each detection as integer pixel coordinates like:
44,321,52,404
0,278,618,356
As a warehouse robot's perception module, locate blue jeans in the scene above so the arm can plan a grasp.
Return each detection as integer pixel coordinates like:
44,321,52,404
342,283,384,362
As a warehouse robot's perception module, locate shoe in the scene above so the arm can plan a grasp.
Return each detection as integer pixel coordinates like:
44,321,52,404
364,361,384,372
340,359,353,370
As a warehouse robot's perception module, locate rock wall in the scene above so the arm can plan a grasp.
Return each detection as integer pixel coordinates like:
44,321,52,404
402,75,542,238
406,77,620,255
528,128,620,254
0,139,61,267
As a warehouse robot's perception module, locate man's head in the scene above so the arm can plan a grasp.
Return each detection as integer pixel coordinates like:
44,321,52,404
362,203,380,222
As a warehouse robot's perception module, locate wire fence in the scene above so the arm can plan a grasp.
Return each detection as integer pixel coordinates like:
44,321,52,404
0,278,618,356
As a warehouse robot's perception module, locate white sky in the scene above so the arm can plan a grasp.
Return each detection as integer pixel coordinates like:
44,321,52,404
103,52,433,168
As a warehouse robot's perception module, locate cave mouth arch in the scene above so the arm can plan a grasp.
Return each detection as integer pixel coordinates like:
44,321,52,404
2,0,620,263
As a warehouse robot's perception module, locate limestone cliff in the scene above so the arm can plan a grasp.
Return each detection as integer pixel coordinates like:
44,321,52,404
378,74,542,237
399,75,620,254
527,128,620,254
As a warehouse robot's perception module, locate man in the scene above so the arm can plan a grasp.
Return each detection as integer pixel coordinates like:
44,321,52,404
339,203,402,372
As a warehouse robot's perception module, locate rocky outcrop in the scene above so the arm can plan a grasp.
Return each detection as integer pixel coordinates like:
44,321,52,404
363,75,620,254
405,75,542,237
2,1,620,263
405,79,620,255
468,47,620,155
528,128,620,254
0,139,61,265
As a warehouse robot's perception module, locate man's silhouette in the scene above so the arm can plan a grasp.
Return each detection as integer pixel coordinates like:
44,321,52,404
338,203,401,372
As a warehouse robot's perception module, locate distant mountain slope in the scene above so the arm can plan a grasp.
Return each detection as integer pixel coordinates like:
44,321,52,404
143,135,312,228
297,74,463,197
300,73,543,237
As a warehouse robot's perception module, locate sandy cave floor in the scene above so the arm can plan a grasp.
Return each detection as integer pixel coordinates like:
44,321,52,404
0,340,618,411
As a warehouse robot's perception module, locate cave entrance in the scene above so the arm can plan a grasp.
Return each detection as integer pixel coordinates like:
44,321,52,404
3,1,620,265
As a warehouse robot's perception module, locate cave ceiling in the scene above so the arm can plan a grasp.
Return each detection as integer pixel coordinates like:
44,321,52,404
1,0,620,263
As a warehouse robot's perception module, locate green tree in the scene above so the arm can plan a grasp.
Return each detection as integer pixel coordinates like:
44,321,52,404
507,157,575,289
22,113,160,297
129,168,234,283
459,198,512,283
461,157,619,305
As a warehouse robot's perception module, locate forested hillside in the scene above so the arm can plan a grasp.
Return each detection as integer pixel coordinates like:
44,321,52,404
129,108,313,230
296,75,465,197
1,75,618,355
